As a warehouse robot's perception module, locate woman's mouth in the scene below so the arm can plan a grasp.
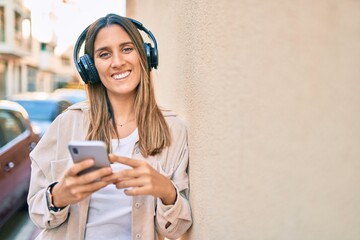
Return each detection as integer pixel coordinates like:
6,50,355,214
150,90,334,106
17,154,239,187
112,71,130,80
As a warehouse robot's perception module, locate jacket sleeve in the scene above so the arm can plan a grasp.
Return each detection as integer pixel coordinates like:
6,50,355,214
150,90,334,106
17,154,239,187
27,113,71,229
155,117,193,239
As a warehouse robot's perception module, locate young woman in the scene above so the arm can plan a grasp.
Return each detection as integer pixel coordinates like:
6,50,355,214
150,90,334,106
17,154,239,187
27,13,192,239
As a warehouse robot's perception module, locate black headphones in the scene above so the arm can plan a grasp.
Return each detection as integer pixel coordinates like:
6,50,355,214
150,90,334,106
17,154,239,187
73,17,158,84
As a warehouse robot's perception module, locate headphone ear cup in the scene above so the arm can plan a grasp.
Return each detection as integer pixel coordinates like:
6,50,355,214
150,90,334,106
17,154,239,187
150,46,158,69
79,54,101,84
143,43,158,69
77,58,90,84
143,43,152,70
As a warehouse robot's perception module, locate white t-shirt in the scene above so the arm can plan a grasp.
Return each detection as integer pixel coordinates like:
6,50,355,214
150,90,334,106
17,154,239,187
85,129,138,240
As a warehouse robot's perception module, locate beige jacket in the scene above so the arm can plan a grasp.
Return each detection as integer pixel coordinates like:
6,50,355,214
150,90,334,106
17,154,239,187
27,102,192,240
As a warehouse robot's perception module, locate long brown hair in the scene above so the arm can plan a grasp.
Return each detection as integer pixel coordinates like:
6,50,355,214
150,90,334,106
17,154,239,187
84,14,170,157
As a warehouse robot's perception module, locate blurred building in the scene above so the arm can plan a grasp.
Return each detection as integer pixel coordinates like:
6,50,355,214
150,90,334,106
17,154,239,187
0,0,78,100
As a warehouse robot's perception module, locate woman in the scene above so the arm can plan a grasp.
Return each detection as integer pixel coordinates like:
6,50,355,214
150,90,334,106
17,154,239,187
27,13,192,239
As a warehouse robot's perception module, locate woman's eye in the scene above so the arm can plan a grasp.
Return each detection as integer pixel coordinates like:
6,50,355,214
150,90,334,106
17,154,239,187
99,52,110,58
123,47,133,53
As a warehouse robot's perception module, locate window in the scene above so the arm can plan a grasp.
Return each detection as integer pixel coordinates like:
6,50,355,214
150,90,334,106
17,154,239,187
27,66,37,92
22,18,31,50
14,11,22,46
0,110,27,148
0,7,4,42
41,42,55,54
0,61,6,99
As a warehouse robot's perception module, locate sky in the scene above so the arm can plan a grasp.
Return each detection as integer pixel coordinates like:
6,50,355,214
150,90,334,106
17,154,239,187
23,0,126,55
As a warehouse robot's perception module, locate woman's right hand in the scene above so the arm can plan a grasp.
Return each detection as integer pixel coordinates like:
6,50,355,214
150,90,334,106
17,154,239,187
50,159,113,208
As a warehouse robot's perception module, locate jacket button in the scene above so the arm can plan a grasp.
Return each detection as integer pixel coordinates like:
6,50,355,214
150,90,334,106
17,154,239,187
136,233,141,239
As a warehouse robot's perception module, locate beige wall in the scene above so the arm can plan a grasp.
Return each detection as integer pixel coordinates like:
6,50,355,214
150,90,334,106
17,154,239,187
127,1,360,239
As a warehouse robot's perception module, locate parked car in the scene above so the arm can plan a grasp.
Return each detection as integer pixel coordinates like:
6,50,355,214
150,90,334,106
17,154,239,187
50,88,87,104
0,100,39,228
9,92,71,138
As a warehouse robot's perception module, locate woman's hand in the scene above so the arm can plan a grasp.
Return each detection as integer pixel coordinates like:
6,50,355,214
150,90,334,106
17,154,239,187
103,154,177,205
51,159,113,208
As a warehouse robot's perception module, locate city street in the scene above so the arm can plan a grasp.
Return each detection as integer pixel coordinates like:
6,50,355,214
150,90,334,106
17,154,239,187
0,206,40,240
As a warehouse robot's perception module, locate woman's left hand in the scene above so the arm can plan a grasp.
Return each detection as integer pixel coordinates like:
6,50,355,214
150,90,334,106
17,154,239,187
103,154,177,205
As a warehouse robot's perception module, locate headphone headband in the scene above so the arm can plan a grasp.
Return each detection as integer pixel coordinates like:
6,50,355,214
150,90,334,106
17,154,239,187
73,26,90,80
73,16,158,84
128,18,158,51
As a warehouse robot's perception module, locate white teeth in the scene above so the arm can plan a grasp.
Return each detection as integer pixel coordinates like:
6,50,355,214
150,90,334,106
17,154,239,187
113,71,130,80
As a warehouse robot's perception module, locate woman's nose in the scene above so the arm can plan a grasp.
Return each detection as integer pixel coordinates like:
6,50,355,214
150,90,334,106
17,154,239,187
111,53,125,67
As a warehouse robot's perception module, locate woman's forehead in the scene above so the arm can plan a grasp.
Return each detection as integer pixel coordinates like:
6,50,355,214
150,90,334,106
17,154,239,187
94,25,132,46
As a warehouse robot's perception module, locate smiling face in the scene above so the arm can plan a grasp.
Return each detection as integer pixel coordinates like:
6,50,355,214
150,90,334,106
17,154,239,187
93,24,141,99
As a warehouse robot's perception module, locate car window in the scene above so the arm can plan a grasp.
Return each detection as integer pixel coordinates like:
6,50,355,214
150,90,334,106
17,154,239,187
0,110,27,148
14,100,59,121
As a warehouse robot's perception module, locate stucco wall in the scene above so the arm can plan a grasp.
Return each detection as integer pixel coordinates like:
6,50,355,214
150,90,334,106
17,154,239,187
127,1,360,239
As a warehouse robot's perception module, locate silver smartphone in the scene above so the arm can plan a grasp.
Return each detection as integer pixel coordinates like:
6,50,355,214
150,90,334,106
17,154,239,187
68,140,110,175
